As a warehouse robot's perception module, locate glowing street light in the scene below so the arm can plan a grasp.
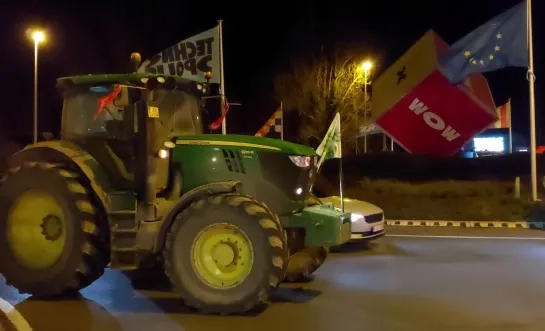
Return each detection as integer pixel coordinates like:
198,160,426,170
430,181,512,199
31,30,46,44
361,60,373,72
28,29,46,144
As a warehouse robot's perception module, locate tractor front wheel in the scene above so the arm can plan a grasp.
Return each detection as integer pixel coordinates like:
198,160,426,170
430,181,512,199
163,193,289,314
0,162,110,297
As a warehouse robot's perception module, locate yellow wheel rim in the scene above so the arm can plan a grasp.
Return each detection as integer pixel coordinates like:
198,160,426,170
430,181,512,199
191,223,254,289
6,190,67,270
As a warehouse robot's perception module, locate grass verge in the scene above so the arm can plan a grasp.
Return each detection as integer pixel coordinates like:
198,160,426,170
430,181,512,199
315,176,541,221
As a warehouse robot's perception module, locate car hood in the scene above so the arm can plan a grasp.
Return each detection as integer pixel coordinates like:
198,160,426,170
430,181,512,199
319,196,384,215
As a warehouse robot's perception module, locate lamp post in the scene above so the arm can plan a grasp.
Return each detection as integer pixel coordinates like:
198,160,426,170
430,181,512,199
30,30,45,144
361,61,372,153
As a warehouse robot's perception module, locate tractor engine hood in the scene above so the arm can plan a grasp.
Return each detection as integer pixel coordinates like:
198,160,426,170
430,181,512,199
173,134,317,156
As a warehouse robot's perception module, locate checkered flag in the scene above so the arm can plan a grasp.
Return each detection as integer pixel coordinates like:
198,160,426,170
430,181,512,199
255,103,283,139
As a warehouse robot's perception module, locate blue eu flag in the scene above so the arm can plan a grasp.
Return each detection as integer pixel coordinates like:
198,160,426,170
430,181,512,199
439,1,528,84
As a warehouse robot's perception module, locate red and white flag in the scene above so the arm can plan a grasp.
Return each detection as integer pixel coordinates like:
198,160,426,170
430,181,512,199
209,98,230,131
255,104,283,139
490,100,511,129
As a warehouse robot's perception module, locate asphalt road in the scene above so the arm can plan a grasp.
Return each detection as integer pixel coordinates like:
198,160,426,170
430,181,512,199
2,227,545,331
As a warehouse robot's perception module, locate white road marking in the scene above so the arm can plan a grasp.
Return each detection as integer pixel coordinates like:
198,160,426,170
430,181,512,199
387,234,545,240
0,298,32,331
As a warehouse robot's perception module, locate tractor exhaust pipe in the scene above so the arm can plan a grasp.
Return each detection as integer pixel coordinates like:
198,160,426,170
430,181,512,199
135,99,157,222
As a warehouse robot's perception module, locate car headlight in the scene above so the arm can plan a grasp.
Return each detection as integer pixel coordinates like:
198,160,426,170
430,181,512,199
289,155,311,168
350,213,363,222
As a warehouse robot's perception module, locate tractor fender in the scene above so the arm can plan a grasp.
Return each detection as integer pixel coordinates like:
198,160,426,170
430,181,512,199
7,140,114,210
154,180,242,252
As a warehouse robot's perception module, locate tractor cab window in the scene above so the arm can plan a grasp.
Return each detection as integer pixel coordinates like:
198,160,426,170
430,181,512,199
148,87,203,138
61,85,128,140
61,84,203,143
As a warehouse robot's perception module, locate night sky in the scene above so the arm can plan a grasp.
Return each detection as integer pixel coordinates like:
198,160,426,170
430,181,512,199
1,0,543,145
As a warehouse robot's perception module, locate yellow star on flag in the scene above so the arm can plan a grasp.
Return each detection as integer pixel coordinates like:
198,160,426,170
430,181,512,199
494,45,500,51
496,33,502,39
489,54,494,60
471,59,477,65
464,50,471,57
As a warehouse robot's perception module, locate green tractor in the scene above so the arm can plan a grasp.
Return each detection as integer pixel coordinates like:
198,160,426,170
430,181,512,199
0,55,351,314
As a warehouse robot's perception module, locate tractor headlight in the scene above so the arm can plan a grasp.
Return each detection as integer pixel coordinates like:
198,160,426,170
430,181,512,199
289,155,311,168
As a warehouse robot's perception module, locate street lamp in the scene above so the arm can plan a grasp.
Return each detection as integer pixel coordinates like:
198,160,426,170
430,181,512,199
30,29,46,144
361,61,373,153
361,61,372,72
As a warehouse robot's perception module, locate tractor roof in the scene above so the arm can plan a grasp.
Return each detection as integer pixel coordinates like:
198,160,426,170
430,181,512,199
56,73,199,90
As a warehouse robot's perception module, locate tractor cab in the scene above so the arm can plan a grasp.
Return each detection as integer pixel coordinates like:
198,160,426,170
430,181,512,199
57,73,209,192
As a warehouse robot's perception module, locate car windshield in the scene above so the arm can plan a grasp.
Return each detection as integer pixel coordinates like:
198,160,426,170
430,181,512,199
61,85,203,140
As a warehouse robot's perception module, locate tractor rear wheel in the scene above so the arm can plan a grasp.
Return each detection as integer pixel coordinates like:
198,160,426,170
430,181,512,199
0,162,110,297
163,193,289,314
284,194,329,283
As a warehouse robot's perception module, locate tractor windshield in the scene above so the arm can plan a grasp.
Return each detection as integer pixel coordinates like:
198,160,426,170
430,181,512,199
148,87,203,137
61,85,203,140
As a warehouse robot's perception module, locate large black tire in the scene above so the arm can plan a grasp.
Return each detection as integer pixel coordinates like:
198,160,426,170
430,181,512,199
284,247,329,282
284,194,329,283
163,193,289,314
0,162,110,297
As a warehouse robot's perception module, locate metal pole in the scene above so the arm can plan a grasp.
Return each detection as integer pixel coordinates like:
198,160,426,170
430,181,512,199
508,127,513,154
33,40,38,144
508,98,513,154
218,20,227,135
514,176,521,198
339,157,344,212
527,0,538,201
280,102,284,140
363,70,368,153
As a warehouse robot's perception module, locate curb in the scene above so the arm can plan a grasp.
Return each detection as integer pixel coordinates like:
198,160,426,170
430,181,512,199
386,220,545,229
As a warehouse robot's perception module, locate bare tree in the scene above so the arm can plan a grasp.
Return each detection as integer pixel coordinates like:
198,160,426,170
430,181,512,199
274,52,369,153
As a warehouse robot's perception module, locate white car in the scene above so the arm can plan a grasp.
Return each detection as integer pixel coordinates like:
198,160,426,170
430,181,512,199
319,196,385,240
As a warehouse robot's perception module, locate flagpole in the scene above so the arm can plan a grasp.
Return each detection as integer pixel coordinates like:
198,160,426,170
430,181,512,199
508,99,513,153
339,157,344,212
218,20,227,135
280,102,284,141
527,0,538,201
338,113,344,212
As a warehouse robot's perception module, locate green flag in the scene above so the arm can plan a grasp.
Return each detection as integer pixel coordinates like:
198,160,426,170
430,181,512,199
316,112,342,169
